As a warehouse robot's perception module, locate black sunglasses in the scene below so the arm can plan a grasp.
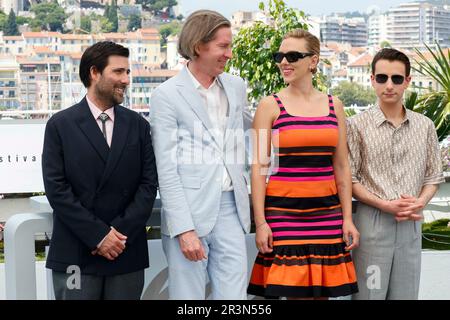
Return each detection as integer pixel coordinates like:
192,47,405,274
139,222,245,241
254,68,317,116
272,51,314,63
375,74,405,85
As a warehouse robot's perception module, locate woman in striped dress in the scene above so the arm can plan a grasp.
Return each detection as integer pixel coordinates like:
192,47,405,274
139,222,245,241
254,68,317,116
247,29,360,299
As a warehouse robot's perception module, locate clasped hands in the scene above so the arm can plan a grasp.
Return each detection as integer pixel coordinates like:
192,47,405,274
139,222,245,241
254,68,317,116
384,194,425,222
91,227,127,261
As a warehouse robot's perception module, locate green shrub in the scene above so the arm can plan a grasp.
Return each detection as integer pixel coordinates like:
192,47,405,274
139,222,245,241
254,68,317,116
422,219,450,250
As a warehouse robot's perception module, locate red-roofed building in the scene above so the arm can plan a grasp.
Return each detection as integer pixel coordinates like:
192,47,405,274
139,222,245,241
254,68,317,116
18,57,62,110
22,32,59,51
0,35,25,55
347,52,374,88
126,29,161,65
58,34,92,52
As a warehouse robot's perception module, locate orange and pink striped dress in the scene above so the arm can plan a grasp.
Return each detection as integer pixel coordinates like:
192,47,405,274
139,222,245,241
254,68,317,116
247,94,358,298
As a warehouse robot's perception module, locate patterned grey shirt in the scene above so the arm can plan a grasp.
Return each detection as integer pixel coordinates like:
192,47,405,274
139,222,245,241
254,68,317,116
347,105,444,201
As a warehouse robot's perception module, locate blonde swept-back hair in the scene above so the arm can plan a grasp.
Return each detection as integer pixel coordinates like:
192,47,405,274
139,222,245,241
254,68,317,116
178,10,231,60
283,29,320,74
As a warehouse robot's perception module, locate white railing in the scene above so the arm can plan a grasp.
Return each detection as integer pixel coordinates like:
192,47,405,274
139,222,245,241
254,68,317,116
3,194,450,299
4,212,53,299
3,201,258,300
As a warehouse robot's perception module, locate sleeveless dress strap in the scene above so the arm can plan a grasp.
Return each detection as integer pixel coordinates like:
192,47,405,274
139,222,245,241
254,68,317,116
272,94,285,111
327,94,336,115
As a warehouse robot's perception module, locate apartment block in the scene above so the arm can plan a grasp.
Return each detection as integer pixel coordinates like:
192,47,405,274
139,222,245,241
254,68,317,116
368,13,389,47
387,2,450,49
0,56,20,109
319,16,368,47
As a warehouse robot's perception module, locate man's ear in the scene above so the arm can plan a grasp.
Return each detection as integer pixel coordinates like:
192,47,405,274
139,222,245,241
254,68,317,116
193,43,201,58
370,74,376,86
405,75,412,84
89,66,99,83
403,75,412,89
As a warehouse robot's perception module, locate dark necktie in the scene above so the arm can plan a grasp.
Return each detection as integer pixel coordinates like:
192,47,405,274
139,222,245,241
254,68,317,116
98,112,110,143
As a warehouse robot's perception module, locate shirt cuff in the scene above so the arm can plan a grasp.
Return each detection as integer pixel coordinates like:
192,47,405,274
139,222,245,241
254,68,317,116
97,234,108,248
423,173,445,185
96,226,126,248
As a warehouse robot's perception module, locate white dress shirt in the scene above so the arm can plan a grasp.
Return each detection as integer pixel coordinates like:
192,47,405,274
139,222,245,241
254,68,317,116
186,66,233,191
86,96,114,147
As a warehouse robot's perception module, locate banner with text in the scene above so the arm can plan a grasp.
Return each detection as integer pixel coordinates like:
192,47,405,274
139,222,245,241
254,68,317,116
0,122,46,193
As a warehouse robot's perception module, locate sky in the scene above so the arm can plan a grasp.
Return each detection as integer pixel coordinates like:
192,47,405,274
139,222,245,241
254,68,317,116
177,0,428,19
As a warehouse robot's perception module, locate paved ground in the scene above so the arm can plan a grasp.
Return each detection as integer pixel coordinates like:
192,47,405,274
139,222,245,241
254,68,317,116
1,183,449,300
1,251,450,300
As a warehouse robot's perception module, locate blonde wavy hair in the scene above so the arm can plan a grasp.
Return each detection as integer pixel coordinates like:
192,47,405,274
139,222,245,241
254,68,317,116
283,29,320,74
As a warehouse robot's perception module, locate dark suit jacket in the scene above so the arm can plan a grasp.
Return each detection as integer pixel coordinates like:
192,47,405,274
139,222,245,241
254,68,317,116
42,97,158,276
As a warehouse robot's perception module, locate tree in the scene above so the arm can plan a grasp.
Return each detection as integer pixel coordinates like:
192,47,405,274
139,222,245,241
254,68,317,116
0,10,7,31
4,9,19,36
104,4,110,20
47,11,65,31
109,0,118,32
127,14,141,31
30,2,66,31
137,0,177,14
226,0,321,105
380,40,391,48
80,16,92,33
159,20,181,46
16,16,31,26
331,81,377,107
104,1,118,32
412,42,450,141
100,16,114,33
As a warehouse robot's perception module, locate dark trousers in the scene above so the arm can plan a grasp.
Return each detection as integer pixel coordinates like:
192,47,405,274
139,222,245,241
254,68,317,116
52,269,144,300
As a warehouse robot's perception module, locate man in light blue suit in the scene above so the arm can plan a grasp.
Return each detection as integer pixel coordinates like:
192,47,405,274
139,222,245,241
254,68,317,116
149,10,252,300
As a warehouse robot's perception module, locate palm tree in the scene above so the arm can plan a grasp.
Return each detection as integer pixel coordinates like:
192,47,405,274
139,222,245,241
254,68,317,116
412,42,450,141
404,91,418,111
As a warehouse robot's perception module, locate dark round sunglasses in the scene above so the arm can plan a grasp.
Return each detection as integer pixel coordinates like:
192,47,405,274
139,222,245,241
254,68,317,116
272,51,314,63
375,74,405,85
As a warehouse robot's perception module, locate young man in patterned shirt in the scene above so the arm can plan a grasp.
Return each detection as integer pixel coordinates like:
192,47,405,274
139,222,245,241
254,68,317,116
347,48,445,300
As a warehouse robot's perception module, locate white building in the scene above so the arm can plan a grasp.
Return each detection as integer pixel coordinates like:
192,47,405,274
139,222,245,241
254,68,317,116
0,0,23,14
127,28,161,65
58,34,93,52
387,2,450,49
0,35,25,55
347,52,373,88
129,68,178,110
0,55,19,109
307,16,321,40
230,10,269,31
17,57,62,111
368,14,389,47
319,15,368,47
166,34,184,70
22,32,60,51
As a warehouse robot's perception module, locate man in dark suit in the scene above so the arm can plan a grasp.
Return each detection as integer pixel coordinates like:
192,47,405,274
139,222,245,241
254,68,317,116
42,41,158,300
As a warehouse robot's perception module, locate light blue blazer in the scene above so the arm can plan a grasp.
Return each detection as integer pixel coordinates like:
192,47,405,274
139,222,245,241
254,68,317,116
149,66,252,238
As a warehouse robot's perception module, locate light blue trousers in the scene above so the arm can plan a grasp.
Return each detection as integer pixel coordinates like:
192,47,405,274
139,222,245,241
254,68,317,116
162,191,248,300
